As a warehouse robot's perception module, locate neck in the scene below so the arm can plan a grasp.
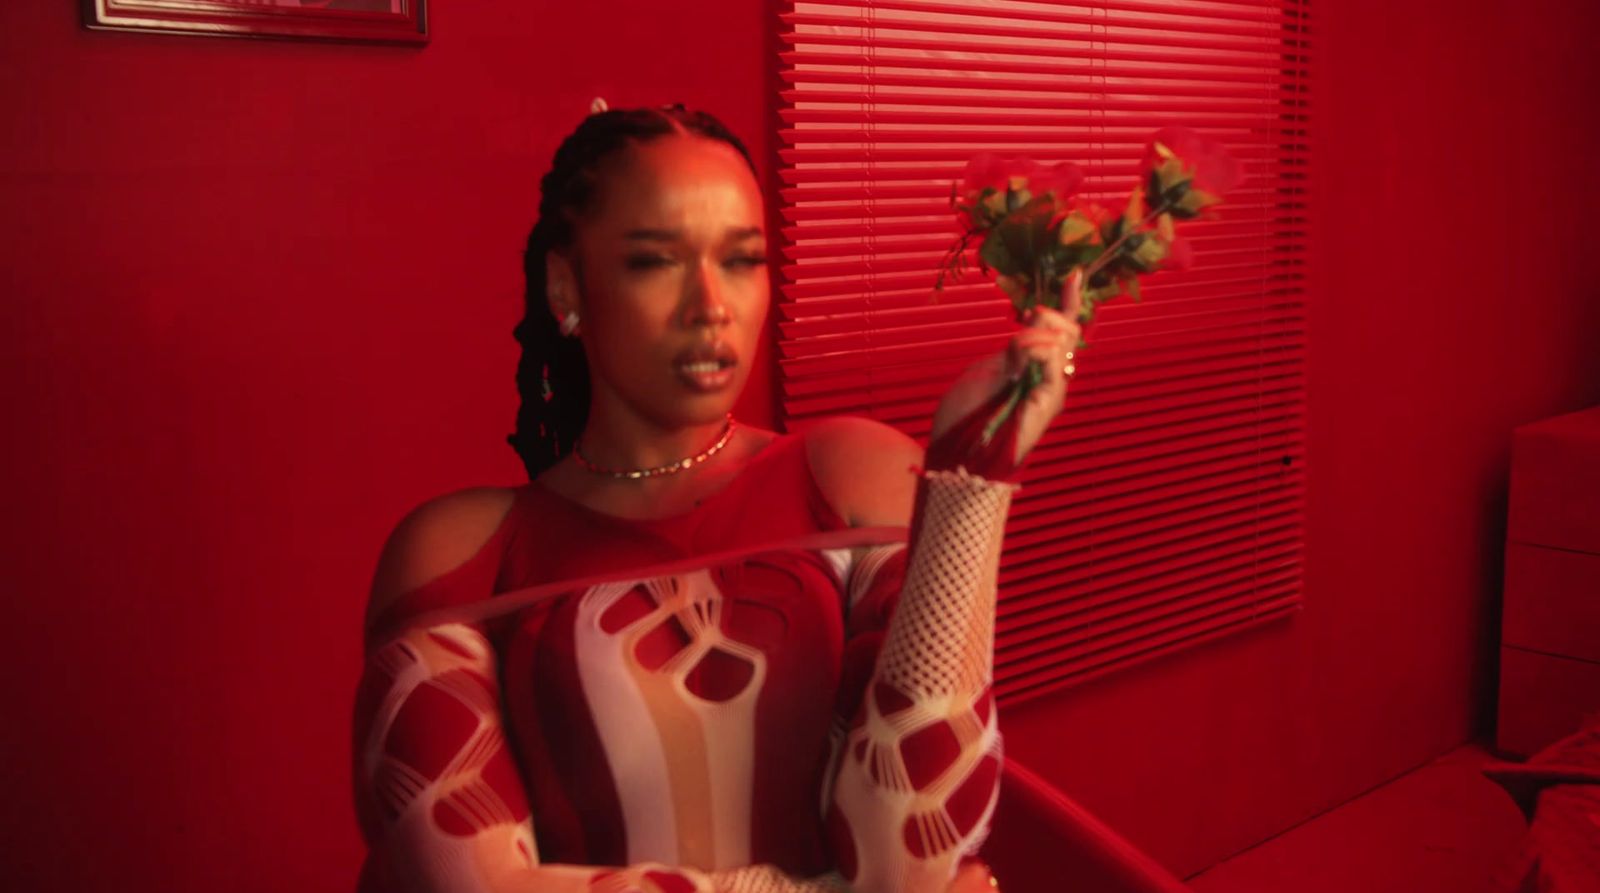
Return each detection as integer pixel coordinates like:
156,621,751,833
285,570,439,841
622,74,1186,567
576,401,734,475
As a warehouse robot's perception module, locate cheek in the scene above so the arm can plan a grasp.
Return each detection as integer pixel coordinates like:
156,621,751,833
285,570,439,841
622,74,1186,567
585,276,674,336
736,277,772,333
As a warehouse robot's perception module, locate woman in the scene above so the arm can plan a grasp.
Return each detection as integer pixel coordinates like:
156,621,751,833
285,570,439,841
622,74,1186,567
353,105,1081,893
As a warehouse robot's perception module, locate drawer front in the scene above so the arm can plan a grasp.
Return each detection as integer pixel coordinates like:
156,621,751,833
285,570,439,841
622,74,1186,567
1509,407,1600,554
1503,542,1600,663
1497,645,1600,758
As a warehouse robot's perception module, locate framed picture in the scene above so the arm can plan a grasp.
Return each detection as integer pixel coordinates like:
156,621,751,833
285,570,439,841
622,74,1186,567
83,0,428,45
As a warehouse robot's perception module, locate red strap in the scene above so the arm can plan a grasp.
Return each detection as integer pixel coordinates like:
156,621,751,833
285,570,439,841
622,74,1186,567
366,525,912,649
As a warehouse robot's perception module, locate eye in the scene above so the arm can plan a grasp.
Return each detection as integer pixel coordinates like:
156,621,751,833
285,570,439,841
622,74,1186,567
724,253,768,271
624,253,674,272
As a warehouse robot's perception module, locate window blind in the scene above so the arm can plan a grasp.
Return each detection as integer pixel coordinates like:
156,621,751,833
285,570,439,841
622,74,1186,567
776,0,1311,704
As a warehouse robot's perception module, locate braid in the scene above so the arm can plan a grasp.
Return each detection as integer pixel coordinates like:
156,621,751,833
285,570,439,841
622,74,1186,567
507,105,757,481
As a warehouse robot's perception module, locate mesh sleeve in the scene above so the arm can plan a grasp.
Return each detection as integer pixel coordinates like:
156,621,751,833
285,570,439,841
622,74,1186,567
825,468,1016,893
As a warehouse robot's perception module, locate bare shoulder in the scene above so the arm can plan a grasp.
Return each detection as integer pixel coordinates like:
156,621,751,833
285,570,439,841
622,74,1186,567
366,485,519,626
802,416,923,528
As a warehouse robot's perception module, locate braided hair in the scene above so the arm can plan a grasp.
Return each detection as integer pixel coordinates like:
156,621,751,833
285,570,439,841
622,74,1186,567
508,104,758,481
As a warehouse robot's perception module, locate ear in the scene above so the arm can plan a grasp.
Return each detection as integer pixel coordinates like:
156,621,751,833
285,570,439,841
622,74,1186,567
545,249,580,321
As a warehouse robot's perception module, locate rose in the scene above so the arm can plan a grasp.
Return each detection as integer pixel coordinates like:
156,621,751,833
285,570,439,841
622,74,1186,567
1145,126,1242,193
959,153,1023,199
1027,160,1085,205
958,155,1085,226
961,155,1083,203
1143,126,1241,219
951,155,1016,233
949,157,1089,296
958,154,1029,224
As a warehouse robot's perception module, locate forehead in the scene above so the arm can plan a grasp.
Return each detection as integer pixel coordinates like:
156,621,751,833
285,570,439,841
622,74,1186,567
586,135,763,232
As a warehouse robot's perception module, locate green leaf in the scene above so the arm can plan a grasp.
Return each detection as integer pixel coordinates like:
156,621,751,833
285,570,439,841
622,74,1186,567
1106,215,1126,243
1127,276,1143,303
996,218,1041,276
1161,179,1191,209
1005,185,1031,213
978,233,1014,275
975,186,1008,224
1078,297,1099,328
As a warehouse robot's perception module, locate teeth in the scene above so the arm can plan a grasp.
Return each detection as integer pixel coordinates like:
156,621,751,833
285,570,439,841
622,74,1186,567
680,361,725,373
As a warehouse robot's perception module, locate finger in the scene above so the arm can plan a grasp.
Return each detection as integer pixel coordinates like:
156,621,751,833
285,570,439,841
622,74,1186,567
1005,341,1061,383
1056,267,1081,323
1015,327,1079,364
1030,307,1082,358
1012,330,1061,350
1027,305,1073,333
1015,328,1076,360
1010,320,1078,364
1018,340,1068,378
1065,268,1085,322
1003,338,1032,380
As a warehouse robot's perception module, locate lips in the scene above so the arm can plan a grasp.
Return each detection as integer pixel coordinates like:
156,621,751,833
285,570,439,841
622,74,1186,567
674,342,739,392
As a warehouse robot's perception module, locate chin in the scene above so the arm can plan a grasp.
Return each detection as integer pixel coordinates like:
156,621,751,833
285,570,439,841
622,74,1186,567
644,393,740,430
678,376,751,422
688,399,740,425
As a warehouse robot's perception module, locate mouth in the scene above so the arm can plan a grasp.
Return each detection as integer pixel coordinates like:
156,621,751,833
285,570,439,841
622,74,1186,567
674,343,739,393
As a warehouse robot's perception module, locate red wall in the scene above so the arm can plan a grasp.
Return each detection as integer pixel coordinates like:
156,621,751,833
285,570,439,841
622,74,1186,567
1002,0,1600,877
0,4,773,892
4,2,1600,891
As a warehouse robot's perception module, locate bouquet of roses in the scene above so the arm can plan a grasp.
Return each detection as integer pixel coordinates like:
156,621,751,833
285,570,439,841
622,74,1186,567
937,126,1241,445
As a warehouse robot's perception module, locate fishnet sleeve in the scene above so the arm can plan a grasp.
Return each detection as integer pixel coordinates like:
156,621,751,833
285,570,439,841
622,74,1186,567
825,467,1017,893
355,623,849,893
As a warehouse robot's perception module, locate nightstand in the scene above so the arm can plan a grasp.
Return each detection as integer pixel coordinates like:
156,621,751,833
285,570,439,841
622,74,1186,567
1497,404,1600,757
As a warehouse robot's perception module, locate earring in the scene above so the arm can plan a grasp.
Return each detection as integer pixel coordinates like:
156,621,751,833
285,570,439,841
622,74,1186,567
559,311,581,337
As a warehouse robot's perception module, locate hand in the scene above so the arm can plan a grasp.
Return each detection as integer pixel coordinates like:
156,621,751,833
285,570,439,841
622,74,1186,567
944,859,999,892
931,269,1084,467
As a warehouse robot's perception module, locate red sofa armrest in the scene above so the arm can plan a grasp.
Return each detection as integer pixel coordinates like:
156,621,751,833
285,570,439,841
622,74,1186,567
981,757,1190,893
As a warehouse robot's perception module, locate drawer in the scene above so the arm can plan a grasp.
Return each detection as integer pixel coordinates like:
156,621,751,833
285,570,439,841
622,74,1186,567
1509,405,1600,554
1497,645,1600,757
1503,541,1600,664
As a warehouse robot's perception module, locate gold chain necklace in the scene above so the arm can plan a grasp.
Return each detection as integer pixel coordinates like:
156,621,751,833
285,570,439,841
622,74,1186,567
573,415,737,480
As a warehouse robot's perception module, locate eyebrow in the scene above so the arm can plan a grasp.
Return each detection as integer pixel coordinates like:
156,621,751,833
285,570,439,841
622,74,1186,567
623,228,680,241
622,226,765,242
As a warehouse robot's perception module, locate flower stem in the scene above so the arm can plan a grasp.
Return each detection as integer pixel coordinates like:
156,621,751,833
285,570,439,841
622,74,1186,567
1081,202,1170,284
980,270,1052,447
980,360,1043,448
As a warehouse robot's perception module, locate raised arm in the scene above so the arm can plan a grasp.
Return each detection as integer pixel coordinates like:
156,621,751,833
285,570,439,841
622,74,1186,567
814,305,1079,893
353,489,848,893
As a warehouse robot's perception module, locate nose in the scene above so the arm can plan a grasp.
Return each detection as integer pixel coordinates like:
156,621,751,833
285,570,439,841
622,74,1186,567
682,260,732,329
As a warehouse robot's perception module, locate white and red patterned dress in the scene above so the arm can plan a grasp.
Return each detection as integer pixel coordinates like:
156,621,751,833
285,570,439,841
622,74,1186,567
354,430,1012,893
